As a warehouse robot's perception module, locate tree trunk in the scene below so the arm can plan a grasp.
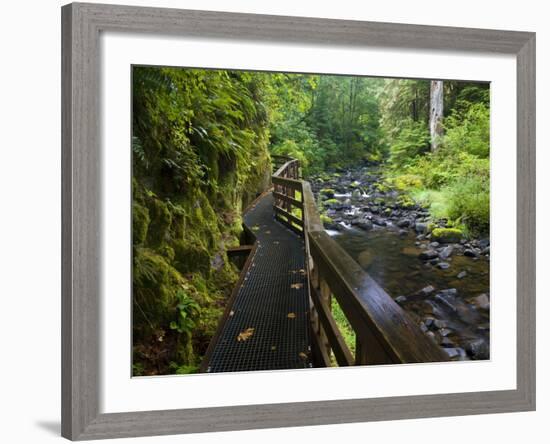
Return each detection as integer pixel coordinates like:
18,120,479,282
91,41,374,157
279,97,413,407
429,80,444,151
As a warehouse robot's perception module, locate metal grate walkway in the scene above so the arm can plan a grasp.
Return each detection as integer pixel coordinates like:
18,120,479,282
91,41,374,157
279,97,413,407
205,192,312,373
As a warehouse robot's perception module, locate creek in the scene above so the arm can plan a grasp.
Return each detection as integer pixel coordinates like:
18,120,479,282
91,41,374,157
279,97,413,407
309,165,490,361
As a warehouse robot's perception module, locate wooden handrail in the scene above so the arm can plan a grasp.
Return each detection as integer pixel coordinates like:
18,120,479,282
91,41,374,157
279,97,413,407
271,156,449,367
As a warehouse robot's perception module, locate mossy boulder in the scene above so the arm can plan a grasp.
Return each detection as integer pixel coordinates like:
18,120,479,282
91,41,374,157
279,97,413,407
373,182,388,193
397,195,416,209
320,188,335,198
431,227,463,243
320,214,333,224
172,239,211,276
323,198,339,206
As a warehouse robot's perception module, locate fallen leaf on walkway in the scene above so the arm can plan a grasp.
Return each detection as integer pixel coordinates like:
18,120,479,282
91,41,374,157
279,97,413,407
265,230,271,234
290,268,306,276
291,283,303,289
299,352,308,360
271,346,277,351
287,312,296,319
237,328,255,342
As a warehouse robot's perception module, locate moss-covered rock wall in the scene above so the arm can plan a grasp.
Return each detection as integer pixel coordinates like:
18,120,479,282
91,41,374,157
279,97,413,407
132,67,272,375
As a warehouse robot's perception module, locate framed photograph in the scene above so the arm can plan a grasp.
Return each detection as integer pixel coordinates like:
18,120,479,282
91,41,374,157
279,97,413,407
62,2,535,440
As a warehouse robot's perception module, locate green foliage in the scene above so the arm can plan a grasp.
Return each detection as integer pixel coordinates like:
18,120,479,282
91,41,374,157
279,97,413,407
267,74,385,174
441,176,490,235
444,103,490,158
388,120,430,167
170,289,201,334
384,81,490,235
331,299,356,356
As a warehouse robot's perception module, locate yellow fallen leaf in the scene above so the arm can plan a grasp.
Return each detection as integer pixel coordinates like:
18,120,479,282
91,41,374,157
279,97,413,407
299,352,308,360
237,327,255,342
291,283,303,289
271,345,277,351
265,230,271,234
290,269,306,276
287,312,296,319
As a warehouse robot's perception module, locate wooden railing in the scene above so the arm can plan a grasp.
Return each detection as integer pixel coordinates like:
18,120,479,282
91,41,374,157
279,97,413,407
271,155,449,366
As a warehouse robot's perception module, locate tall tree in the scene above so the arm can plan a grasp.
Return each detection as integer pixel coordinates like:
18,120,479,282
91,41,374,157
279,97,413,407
429,80,444,151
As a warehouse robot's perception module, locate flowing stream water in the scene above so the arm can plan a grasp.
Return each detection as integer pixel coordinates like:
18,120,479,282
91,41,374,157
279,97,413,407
311,166,490,360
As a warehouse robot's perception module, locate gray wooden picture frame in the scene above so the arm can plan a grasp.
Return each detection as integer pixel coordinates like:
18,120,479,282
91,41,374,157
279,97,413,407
61,2,536,440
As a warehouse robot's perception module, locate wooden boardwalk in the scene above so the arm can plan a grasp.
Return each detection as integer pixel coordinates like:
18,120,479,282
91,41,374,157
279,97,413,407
204,192,312,373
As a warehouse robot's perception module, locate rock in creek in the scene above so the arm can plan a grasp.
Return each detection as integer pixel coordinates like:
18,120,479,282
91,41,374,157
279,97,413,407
356,219,373,231
415,222,428,234
396,218,411,228
444,347,467,359
372,216,387,227
395,295,407,304
439,245,454,259
470,293,490,310
464,249,479,258
417,285,436,296
457,271,467,279
418,250,438,260
465,339,489,360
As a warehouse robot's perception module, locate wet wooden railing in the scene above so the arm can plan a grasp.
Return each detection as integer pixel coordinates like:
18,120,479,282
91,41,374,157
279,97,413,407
271,154,449,366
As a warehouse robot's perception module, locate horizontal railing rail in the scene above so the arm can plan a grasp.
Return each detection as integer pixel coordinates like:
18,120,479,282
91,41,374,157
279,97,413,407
271,158,449,366
271,158,304,235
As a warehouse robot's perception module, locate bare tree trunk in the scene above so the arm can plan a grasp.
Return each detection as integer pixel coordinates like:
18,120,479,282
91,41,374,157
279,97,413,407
430,80,444,151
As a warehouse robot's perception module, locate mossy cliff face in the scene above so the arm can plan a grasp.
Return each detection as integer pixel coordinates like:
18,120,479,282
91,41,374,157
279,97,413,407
132,67,271,375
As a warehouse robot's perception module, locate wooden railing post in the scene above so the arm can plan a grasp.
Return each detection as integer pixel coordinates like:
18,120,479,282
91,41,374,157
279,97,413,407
319,277,332,359
355,337,367,365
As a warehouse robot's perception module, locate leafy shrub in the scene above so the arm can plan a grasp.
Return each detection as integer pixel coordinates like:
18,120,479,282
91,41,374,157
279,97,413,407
443,175,490,235
388,120,430,167
444,103,490,158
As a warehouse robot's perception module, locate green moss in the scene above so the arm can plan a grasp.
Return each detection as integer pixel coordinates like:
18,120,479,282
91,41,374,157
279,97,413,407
320,214,333,224
323,198,339,206
132,202,150,245
147,198,172,246
159,245,175,261
320,188,335,198
172,239,211,276
431,227,463,243
397,195,415,209
133,247,186,318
